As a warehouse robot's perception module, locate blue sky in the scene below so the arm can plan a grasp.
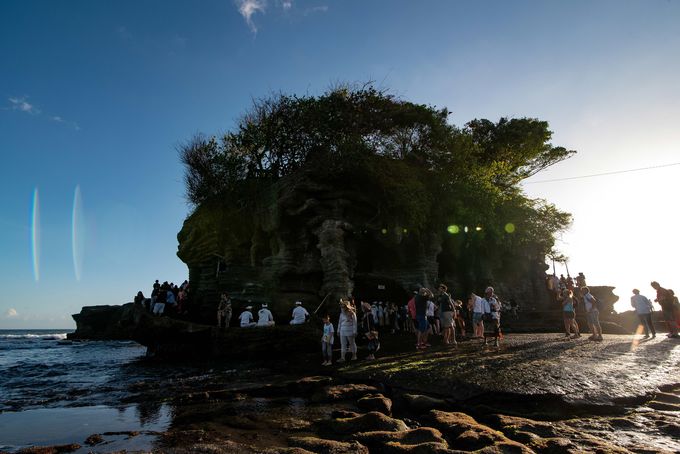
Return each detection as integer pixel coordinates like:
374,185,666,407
1,0,679,328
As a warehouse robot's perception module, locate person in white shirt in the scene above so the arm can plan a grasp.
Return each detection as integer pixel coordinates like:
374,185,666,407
240,306,256,328
290,301,309,325
469,293,485,338
257,303,275,327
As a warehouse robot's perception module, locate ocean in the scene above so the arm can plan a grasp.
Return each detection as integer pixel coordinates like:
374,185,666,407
0,329,169,452
0,329,308,452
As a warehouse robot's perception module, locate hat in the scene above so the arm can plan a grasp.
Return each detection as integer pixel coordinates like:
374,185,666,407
485,286,494,294
245,305,253,310
295,301,302,305
261,303,268,308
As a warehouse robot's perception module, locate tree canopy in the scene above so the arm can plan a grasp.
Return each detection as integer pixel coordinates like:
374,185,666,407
180,85,574,260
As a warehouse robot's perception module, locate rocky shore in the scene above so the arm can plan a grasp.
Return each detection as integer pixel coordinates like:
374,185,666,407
14,333,680,454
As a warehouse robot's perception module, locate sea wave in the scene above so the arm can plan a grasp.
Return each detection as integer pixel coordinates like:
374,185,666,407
0,333,68,340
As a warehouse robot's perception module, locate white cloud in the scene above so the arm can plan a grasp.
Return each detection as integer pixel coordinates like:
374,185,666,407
304,5,328,15
281,0,292,10
5,308,18,318
8,97,40,114
236,0,266,32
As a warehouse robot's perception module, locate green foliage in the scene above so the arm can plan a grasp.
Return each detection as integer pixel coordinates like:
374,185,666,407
179,84,575,262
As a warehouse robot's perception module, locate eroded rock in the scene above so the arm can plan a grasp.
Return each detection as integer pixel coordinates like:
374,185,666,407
426,410,532,452
357,393,393,415
288,436,369,454
354,427,449,452
325,411,409,435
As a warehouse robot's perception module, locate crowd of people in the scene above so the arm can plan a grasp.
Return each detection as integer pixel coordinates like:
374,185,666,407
134,279,191,316
134,274,680,366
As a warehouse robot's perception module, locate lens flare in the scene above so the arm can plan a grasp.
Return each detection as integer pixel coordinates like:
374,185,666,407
504,223,516,233
447,225,460,234
72,185,85,281
31,188,40,281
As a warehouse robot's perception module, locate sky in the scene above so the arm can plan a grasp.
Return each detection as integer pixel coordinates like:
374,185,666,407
1,0,679,328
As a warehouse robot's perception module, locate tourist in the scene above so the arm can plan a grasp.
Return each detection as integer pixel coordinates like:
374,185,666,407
437,284,456,346
426,295,438,335
152,287,166,316
366,330,380,360
177,286,187,314
377,302,385,327
290,301,309,325
165,288,177,314
371,302,379,326
257,303,275,327
407,292,417,337
651,282,679,338
321,315,334,366
669,290,680,334
360,301,376,337
388,302,398,334
470,292,485,338
576,272,587,287
560,288,580,338
582,287,603,341
337,299,358,362
239,305,256,328
483,287,502,347
631,289,655,339
415,288,431,349
454,299,466,339
134,291,145,309
217,292,232,328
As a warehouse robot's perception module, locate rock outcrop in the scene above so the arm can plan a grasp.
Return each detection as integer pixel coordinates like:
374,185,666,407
68,303,319,359
177,169,555,326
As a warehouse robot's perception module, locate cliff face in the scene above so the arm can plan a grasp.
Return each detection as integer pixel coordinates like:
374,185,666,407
177,170,553,324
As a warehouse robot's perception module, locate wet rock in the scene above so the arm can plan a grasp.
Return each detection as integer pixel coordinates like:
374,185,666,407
288,436,369,454
331,410,360,419
489,415,562,439
292,376,333,394
311,383,379,403
353,427,449,452
426,410,531,452
16,444,82,454
357,393,393,415
402,394,449,414
325,411,409,435
84,434,104,446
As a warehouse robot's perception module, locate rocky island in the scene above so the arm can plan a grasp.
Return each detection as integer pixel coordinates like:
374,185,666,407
59,87,680,453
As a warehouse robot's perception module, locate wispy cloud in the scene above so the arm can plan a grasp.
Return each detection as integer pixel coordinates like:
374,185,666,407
50,115,80,130
5,97,80,131
116,25,133,41
304,5,328,15
9,97,40,114
236,0,266,32
5,308,18,318
280,0,293,10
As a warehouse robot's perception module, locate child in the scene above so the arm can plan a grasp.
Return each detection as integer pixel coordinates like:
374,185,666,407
321,315,334,366
366,330,380,360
